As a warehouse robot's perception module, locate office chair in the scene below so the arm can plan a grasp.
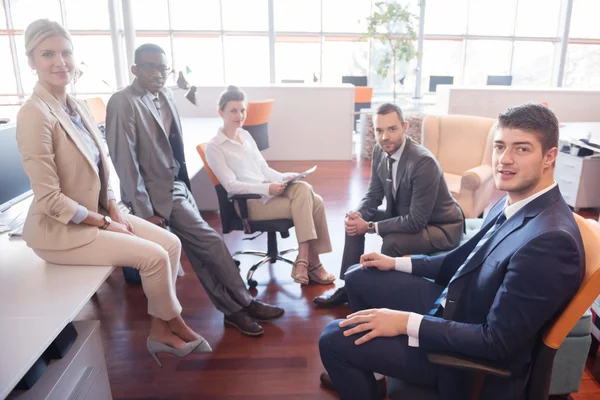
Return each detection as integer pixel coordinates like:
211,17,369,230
196,143,297,288
428,76,454,93
487,75,513,86
243,100,274,152
388,213,600,400
342,75,368,87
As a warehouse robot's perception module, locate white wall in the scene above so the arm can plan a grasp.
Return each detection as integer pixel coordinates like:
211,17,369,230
172,84,355,161
436,86,600,122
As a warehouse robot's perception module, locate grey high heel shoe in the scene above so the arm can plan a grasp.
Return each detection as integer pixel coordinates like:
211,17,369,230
191,337,212,354
147,338,209,367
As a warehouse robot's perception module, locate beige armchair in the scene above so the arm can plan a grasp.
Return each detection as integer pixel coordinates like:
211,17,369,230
421,115,497,218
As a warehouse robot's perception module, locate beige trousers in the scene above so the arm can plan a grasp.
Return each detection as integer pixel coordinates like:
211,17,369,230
34,214,183,321
237,181,332,255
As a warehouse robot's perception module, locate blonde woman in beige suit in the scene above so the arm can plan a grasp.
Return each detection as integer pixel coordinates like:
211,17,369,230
16,19,210,366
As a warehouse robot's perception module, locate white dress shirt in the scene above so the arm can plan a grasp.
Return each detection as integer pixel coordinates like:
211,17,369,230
398,181,558,347
205,127,285,202
373,140,406,235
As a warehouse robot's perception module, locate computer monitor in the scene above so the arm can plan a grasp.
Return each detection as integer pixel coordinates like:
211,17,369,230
429,76,454,93
487,75,513,86
0,123,32,213
342,76,368,87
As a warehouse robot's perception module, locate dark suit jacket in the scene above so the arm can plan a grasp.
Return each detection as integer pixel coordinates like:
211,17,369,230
411,186,584,400
357,137,464,249
105,79,191,220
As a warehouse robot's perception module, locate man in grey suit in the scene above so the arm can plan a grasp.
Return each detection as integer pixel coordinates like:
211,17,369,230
105,44,284,336
314,103,464,308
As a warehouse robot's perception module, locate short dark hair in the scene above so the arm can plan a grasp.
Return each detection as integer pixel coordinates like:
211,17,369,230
134,43,166,64
497,103,559,154
218,85,245,111
375,103,405,124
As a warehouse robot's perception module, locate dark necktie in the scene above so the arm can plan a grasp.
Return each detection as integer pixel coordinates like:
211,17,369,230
428,211,507,316
385,156,396,215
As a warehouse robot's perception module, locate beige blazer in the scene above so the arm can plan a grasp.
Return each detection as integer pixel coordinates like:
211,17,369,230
16,83,111,251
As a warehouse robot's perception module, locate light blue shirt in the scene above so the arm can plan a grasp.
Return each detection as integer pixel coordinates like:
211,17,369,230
63,100,115,224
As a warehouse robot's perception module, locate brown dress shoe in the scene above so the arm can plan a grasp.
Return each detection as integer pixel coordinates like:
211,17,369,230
224,310,264,336
245,300,285,321
320,371,387,398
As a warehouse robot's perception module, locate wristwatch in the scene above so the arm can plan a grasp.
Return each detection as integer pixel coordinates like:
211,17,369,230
100,215,112,230
367,221,376,234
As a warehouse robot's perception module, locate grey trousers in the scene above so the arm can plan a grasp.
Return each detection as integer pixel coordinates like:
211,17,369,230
168,182,253,315
339,210,438,278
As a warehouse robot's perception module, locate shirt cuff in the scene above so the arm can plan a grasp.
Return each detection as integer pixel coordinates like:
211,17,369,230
107,189,116,202
407,312,423,347
394,257,412,273
374,222,379,235
70,205,89,224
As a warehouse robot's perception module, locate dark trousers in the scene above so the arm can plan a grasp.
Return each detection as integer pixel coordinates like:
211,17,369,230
339,210,438,278
319,268,444,400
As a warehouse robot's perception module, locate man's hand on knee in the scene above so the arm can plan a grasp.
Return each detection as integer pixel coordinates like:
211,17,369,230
360,252,396,271
345,215,368,236
339,308,410,345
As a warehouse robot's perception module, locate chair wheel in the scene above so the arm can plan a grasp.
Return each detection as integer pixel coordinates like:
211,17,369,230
234,259,240,269
248,279,258,289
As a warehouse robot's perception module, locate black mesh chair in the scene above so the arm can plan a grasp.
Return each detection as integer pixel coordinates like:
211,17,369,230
197,143,297,288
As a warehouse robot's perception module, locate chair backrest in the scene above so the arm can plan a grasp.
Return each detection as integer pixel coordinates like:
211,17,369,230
355,86,373,105
487,75,513,86
527,214,600,400
196,143,243,234
83,97,107,124
243,100,274,151
421,115,497,176
429,75,454,93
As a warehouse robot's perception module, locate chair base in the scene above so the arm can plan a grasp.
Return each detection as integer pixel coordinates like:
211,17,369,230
233,248,296,288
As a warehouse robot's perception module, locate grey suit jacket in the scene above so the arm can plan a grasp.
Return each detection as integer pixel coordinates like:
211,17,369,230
105,79,191,220
357,137,464,249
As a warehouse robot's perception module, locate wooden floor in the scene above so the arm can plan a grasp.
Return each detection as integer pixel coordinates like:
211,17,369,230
76,160,600,400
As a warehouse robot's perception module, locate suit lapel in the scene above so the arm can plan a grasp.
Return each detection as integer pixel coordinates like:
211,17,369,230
164,91,182,137
394,137,411,199
74,98,110,188
453,186,562,281
133,79,170,142
34,84,98,174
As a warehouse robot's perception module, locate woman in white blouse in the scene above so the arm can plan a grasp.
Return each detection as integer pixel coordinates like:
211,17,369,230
206,86,335,285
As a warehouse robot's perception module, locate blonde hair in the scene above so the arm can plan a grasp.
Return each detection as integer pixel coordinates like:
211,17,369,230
24,19,72,59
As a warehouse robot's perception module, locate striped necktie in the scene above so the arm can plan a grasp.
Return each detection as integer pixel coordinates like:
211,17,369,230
428,211,507,316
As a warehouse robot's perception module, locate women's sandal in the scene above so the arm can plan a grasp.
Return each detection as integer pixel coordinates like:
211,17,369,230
308,263,336,284
292,259,310,285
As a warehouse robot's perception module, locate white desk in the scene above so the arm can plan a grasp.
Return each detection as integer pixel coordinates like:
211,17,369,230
0,200,114,399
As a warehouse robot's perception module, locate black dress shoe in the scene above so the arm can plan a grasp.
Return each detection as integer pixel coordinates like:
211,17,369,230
320,371,386,398
245,300,285,321
224,310,264,336
313,287,348,308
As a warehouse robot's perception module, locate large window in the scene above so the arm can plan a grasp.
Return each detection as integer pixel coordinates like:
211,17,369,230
274,0,321,32
173,36,224,84
321,38,369,84
3,0,600,108
463,40,512,86
224,35,269,84
275,38,320,83
564,44,600,89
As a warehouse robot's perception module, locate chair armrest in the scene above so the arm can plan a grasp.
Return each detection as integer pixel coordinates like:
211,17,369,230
231,194,262,200
461,165,493,191
231,194,262,234
427,352,512,378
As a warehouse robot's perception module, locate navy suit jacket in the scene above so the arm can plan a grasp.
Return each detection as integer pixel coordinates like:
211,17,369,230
411,186,584,400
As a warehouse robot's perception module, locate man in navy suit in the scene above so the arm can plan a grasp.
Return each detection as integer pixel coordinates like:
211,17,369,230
319,103,585,400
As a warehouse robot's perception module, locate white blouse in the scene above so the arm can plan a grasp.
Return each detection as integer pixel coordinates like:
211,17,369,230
205,127,286,200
